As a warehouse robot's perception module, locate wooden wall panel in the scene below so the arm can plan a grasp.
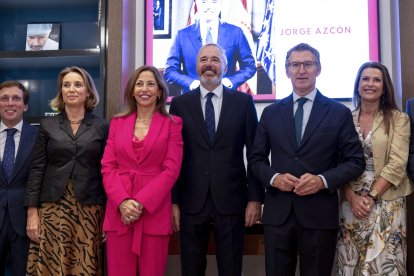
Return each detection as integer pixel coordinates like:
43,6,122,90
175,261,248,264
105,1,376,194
400,1,414,275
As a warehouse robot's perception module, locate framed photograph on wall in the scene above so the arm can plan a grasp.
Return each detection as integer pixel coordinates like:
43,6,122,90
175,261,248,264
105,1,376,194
153,0,172,39
26,23,60,51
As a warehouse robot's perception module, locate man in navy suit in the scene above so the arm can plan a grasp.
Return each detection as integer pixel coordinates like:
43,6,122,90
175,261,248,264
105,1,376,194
164,0,256,94
170,43,263,276
249,43,365,276
406,98,414,182
0,81,37,276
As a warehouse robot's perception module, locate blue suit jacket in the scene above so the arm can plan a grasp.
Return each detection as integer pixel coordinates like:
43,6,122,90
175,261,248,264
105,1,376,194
0,121,37,237
164,22,256,93
249,91,365,229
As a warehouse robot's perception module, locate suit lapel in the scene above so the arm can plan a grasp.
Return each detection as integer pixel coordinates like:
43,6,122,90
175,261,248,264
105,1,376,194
138,112,164,163
217,22,226,46
185,90,211,146
300,91,329,147
353,109,384,135
120,113,139,163
191,24,203,52
73,113,94,139
12,122,36,180
214,88,236,144
58,113,75,140
279,95,297,149
371,111,384,134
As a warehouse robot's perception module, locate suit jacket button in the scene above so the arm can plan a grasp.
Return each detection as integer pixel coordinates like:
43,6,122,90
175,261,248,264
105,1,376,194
205,171,209,175
294,157,299,160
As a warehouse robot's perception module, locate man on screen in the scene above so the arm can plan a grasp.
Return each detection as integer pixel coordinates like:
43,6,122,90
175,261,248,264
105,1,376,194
164,0,256,94
26,24,59,51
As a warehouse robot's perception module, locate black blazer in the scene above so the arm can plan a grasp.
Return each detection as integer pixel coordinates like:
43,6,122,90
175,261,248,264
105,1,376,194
249,91,365,229
24,112,108,207
170,86,263,215
0,121,37,236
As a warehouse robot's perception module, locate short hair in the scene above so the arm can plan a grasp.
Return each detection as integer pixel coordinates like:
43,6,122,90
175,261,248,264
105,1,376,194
27,23,53,36
352,61,399,134
196,43,228,68
0,81,30,105
116,65,169,117
50,66,99,112
285,43,321,69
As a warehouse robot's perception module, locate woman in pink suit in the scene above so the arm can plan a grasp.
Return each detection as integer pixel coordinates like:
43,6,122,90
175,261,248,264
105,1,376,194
101,65,183,276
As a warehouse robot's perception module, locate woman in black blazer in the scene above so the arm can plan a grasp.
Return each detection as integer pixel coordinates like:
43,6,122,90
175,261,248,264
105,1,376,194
24,66,108,275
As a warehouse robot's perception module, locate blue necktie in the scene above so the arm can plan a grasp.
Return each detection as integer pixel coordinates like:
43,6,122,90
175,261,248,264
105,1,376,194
2,128,17,182
294,98,308,145
206,27,213,43
205,93,215,143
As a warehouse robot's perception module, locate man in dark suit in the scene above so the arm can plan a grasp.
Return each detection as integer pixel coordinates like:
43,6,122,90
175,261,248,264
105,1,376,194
170,43,263,276
406,98,414,181
249,43,365,276
164,0,256,94
0,81,37,276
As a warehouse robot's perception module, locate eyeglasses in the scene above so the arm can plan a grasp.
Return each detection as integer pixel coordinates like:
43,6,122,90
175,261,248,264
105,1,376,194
287,61,318,72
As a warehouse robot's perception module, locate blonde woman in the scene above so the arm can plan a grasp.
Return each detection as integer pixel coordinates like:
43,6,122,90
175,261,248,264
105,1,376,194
25,66,108,275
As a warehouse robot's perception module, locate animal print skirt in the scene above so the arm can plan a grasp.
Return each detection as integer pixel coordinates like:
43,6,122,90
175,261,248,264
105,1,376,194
27,180,104,276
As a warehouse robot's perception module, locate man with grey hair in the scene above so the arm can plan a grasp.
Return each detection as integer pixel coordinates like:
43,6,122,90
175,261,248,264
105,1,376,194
249,43,365,276
26,23,59,51
170,43,263,275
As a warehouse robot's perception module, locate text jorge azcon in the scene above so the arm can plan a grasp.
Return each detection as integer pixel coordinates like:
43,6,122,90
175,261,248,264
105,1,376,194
280,26,351,36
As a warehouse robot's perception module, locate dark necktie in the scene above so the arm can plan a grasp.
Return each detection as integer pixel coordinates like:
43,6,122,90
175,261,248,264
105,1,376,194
206,27,213,43
294,98,308,145
205,93,215,143
2,128,17,182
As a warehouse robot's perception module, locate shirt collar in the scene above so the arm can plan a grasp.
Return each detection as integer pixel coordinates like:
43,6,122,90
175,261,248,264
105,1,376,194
200,84,223,99
199,18,220,32
0,120,23,133
293,88,317,102
199,18,220,43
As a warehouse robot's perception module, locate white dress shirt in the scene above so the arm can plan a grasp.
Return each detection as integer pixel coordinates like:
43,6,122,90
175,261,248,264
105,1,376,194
200,85,223,131
0,120,24,161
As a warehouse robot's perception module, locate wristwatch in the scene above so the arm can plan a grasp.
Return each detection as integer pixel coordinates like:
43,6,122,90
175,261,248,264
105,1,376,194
367,189,380,201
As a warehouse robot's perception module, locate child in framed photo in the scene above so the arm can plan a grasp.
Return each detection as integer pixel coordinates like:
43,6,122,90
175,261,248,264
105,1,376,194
26,23,60,51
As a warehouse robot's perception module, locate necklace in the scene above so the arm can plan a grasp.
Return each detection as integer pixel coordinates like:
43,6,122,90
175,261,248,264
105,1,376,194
68,118,83,124
136,116,153,122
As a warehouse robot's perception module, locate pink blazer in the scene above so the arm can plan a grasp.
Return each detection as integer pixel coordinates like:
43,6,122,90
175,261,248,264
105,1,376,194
102,112,183,236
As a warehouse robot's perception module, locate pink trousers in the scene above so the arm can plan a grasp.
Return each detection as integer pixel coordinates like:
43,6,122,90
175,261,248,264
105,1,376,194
106,230,170,276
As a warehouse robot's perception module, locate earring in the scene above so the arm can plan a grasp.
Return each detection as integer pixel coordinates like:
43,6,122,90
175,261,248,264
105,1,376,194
157,95,161,100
